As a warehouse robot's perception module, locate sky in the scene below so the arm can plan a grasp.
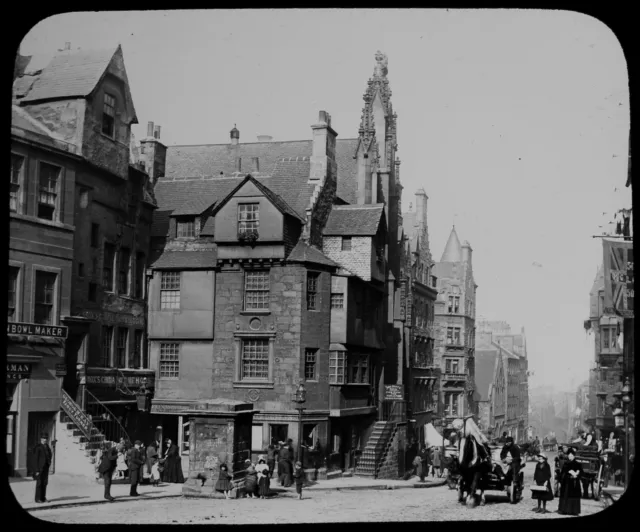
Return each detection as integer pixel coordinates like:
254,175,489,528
19,9,630,393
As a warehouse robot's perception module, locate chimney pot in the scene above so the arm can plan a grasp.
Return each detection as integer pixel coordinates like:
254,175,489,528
230,124,240,145
147,121,154,137
154,125,161,139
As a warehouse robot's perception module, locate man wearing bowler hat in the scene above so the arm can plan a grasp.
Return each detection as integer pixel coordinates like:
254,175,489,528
33,432,53,503
128,440,145,496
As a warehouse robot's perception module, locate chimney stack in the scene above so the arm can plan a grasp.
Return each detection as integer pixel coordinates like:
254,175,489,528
461,240,473,269
257,135,273,142
235,157,242,172
414,188,428,229
309,110,338,182
251,157,259,173
64,42,71,51
139,120,166,186
230,124,240,146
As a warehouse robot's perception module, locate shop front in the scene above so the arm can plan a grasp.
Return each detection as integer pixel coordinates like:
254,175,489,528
7,322,68,477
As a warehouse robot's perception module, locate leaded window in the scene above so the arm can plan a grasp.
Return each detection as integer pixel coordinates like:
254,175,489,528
160,271,181,309
330,293,344,309
159,343,180,378
304,349,317,381
307,272,319,310
244,271,270,310
238,203,259,234
241,339,269,380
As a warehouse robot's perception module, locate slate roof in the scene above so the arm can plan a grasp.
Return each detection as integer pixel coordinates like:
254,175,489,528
150,249,217,270
19,47,117,103
287,241,338,268
12,105,61,139
164,138,359,203
171,195,218,216
474,350,498,402
323,204,385,236
441,226,462,262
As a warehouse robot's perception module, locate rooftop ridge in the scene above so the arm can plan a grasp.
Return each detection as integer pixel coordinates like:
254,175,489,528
156,175,273,182
333,203,384,210
168,138,359,148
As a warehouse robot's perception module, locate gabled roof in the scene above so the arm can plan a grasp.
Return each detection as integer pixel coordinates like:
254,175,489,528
18,46,118,103
164,138,359,203
287,241,338,268
209,174,305,223
150,249,217,270
493,341,520,360
323,204,385,236
474,350,498,402
440,226,462,262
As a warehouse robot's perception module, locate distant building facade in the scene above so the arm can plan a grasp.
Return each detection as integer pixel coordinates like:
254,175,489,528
433,227,477,424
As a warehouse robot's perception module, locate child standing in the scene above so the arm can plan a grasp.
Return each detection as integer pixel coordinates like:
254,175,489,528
293,461,305,500
215,463,233,499
256,456,270,499
116,447,128,479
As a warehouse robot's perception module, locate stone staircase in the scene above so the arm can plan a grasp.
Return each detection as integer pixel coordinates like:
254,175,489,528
54,411,105,478
354,421,394,478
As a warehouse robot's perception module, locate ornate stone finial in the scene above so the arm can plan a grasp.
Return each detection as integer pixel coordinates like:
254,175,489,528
374,50,388,77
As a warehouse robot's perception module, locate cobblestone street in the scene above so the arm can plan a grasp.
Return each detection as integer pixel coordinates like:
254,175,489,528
31,483,606,524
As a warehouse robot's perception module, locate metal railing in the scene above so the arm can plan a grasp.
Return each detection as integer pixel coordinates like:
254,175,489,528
379,400,407,422
84,388,131,445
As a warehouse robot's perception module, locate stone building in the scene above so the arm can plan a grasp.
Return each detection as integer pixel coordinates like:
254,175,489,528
476,319,529,442
399,190,439,444
585,265,625,438
147,52,408,476
8,103,81,477
473,348,506,438
433,227,477,424
11,44,158,475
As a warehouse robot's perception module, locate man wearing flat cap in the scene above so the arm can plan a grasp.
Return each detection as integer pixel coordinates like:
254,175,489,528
128,440,145,496
33,433,53,503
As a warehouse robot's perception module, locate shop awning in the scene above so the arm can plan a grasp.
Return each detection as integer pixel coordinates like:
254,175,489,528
7,343,60,360
424,422,451,447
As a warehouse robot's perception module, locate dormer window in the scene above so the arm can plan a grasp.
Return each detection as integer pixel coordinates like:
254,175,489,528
238,203,259,235
176,217,196,238
102,93,116,137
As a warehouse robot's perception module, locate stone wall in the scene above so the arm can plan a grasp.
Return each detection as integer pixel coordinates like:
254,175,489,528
323,236,373,281
377,422,406,479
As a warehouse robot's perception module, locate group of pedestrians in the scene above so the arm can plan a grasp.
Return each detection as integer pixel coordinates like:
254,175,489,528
406,439,444,481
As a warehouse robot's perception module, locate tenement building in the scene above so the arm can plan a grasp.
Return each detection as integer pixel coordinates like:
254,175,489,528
433,227,477,424
11,44,158,476
147,52,408,475
476,319,529,442
400,190,439,444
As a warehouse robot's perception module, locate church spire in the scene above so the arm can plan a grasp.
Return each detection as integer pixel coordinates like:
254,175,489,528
440,225,462,262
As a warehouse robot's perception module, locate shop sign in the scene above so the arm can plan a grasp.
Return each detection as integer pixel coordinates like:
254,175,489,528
55,364,67,376
7,321,68,339
384,385,404,401
79,310,144,327
60,390,93,438
86,372,154,387
7,363,32,382
151,403,192,414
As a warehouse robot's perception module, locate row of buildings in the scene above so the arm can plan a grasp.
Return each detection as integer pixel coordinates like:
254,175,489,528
9,43,524,479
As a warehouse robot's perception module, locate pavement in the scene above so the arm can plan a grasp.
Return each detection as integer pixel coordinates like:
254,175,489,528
11,473,446,512
600,485,626,507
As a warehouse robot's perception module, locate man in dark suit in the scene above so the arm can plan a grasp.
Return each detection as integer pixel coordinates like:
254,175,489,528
98,441,119,501
128,440,145,496
33,432,53,503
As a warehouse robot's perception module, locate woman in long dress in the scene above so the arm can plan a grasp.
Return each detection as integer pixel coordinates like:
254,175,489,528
161,439,185,483
243,459,258,498
531,452,553,513
558,448,583,516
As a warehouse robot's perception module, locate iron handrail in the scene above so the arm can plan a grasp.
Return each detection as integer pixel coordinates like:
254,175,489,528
84,388,131,446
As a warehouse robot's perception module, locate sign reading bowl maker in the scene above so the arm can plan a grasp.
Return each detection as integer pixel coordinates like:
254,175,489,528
7,321,68,339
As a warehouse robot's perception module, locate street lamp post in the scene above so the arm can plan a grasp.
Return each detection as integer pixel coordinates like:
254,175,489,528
293,382,307,465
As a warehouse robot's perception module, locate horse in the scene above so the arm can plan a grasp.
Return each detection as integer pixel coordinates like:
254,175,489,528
457,435,492,507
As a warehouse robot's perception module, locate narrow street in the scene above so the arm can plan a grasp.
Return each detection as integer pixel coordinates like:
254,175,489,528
30,483,605,524
31,455,606,524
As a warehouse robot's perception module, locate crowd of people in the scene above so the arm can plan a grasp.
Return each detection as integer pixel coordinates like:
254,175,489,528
94,437,185,501
404,438,445,481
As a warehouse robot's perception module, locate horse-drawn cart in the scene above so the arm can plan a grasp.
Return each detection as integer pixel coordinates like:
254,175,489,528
482,460,525,504
556,444,604,501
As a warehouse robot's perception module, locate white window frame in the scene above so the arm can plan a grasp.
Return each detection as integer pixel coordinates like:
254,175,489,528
8,261,23,323
159,342,180,379
10,153,25,214
160,271,181,309
176,218,196,238
37,161,62,222
244,270,270,311
306,271,320,311
238,203,259,234
329,351,346,384
240,338,270,381
31,265,60,325
330,292,344,309
304,348,318,381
